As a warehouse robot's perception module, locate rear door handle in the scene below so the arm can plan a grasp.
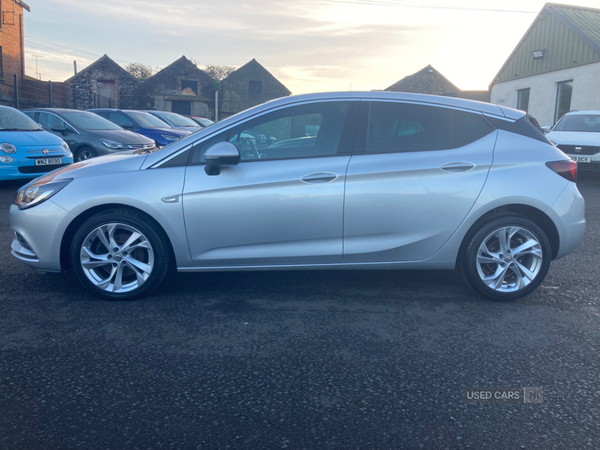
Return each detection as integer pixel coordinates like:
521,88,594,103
301,172,338,183
440,162,476,172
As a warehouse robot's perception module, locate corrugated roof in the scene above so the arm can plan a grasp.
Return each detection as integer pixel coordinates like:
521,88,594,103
491,2,600,86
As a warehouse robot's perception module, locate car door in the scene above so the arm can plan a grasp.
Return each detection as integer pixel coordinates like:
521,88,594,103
108,112,137,131
343,101,496,262
182,100,358,267
37,112,79,149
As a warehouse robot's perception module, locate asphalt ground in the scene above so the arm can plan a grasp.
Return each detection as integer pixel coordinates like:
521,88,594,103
0,173,599,450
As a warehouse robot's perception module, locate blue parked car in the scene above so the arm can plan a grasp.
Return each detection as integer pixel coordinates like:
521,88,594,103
0,106,73,181
144,110,202,132
88,109,191,147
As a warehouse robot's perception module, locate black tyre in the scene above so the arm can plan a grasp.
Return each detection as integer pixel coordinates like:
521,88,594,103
70,209,171,300
75,146,97,162
461,216,552,301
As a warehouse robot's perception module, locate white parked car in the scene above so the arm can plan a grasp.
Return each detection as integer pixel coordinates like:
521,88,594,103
546,111,600,171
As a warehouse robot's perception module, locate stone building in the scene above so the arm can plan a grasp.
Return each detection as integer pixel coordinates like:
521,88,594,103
219,59,291,120
143,56,216,117
384,65,490,102
0,0,29,105
67,55,140,110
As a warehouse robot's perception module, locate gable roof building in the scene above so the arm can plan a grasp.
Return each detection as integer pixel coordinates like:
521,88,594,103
490,3,600,126
67,54,140,109
219,59,291,120
385,65,460,96
143,56,216,116
385,65,490,102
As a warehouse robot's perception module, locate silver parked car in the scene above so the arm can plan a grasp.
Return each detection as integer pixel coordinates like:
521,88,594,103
9,92,585,301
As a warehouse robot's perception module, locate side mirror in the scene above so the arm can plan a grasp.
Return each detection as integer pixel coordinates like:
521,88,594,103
542,126,551,134
204,142,240,175
52,126,70,135
122,124,134,130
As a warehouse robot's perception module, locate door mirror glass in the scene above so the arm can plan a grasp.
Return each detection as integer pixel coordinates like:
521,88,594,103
204,142,240,175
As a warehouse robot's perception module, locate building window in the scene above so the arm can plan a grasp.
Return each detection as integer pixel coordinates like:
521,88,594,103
181,80,198,95
554,80,573,124
249,80,262,95
516,88,530,113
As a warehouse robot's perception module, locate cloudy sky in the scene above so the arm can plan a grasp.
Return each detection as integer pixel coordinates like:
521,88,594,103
23,0,600,94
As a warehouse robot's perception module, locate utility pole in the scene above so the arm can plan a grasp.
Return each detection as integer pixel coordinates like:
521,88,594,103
32,54,43,80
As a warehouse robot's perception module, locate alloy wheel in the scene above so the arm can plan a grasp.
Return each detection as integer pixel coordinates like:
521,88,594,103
475,226,543,293
77,149,95,161
80,223,155,293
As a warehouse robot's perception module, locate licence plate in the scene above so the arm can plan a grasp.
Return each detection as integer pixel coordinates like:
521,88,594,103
569,155,592,162
35,158,62,166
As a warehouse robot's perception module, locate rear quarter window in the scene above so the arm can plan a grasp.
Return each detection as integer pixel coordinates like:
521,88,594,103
451,110,494,148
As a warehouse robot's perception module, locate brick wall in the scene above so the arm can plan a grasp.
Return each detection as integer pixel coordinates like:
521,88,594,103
0,0,26,105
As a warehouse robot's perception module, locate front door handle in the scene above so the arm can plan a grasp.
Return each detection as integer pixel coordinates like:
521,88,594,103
440,162,476,172
301,172,338,183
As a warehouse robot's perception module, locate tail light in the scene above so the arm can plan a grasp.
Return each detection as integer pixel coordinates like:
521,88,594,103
546,160,577,182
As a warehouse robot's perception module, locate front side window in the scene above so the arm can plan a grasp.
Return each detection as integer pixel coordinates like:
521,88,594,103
517,88,530,113
190,102,349,164
229,102,348,161
554,80,573,124
38,112,67,131
367,102,451,153
109,113,135,128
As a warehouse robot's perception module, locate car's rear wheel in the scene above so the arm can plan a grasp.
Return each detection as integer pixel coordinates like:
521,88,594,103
462,216,551,301
75,146,96,162
70,209,171,299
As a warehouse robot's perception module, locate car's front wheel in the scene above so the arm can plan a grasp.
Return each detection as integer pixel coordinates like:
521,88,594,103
75,146,97,162
70,209,171,299
461,216,552,301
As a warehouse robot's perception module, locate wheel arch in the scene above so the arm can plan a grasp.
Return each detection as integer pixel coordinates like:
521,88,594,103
60,203,176,271
457,204,560,267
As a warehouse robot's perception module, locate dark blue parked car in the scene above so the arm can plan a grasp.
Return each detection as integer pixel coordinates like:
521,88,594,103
88,109,191,147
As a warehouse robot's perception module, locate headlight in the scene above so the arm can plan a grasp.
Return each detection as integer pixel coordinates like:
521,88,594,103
0,155,14,163
100,139,128,149
15,179,72,210
1,143,17,154
160,134,180,142
61,141,70,152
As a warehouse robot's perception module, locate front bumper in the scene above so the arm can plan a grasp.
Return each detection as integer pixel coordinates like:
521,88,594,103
9,200,75,273
0,152,73,180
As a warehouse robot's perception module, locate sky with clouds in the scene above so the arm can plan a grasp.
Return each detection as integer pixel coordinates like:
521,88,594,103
22,0,600,94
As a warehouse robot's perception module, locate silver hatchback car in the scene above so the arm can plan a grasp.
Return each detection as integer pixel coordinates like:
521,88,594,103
9,92,585,301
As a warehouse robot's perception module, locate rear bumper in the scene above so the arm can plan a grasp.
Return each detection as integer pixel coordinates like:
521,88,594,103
549,182,586,259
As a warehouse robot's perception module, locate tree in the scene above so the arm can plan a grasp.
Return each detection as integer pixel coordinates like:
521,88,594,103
125,62,153,80
201,64,237,81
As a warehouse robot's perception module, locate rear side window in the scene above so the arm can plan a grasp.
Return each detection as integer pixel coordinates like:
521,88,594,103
367,102,451,153
451,110,493,148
